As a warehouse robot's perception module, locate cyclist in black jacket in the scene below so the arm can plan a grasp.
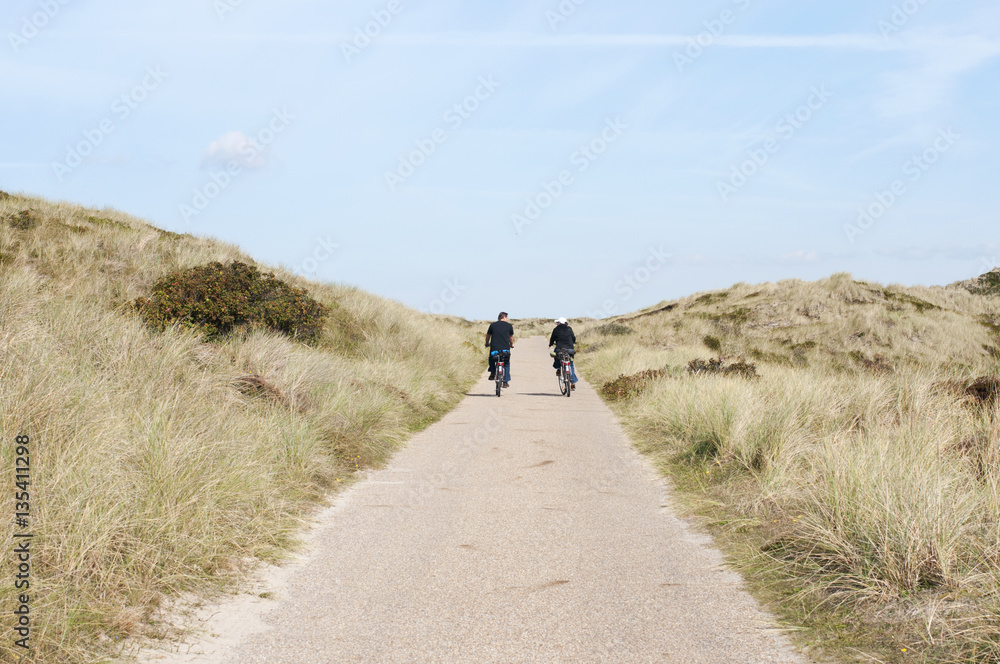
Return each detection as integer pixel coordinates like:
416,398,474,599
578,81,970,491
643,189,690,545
549,317,578,388
486,312,514,387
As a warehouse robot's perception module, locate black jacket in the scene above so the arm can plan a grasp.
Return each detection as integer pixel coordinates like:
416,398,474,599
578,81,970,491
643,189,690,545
549,325,576,349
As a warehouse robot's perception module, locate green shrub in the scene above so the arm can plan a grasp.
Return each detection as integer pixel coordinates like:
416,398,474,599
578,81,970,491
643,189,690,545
724,359,760,379
693,291,728,305
883,289,941,313
703,335,722,352
594,322,635,336
600,368,666,401
970,270,1000,296
715,307,752,325
981,316,1000,336
849,351,894,375
85,215,134,231
5,209,37,230
687,356,759,379
687,357,725,374
134,261,330,341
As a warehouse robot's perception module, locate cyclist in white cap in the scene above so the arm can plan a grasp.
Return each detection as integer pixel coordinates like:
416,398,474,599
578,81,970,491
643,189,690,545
548,317,578,388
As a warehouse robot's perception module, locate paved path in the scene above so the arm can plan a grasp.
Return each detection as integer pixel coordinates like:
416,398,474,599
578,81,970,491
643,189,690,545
165,336,807,663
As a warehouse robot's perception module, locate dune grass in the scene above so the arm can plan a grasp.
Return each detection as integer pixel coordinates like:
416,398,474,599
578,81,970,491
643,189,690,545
579,274,1000,663
0,194,481,663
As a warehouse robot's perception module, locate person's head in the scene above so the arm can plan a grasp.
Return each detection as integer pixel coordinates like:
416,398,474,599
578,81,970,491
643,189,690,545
555,317,568,326
498,312,509,321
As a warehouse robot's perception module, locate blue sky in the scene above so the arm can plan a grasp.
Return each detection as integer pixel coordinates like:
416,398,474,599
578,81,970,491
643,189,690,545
2,0,998,319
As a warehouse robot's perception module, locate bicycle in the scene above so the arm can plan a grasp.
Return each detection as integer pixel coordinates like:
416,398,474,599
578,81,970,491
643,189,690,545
552,348,575,397
491,349,510,397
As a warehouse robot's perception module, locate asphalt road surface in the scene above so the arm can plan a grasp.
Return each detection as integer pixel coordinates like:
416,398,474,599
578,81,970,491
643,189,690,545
163,336,807,664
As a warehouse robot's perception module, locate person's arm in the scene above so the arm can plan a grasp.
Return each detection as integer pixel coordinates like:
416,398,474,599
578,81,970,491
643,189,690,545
485,329,492,347
571,329,576,346
549,329,556,347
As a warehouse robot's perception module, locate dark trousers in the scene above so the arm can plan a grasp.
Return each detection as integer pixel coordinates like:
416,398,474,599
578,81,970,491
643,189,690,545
552,348,578,384
488,351,511,381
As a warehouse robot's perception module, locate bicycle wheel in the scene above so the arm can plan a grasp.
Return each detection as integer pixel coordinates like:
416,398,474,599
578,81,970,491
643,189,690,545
564,366,572,397
558,365,569,396
496,364,502,397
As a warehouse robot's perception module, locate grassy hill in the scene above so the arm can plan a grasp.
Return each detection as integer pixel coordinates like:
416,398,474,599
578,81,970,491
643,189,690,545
6,189,999,663
578,274,1000,663
0,193,481,663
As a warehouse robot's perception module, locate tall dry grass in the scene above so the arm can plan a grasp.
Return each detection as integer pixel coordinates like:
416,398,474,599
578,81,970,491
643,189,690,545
0,194,480,662
580,274,1000,663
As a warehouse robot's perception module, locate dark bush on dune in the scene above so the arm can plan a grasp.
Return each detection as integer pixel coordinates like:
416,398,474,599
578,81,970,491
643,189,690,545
594,322,635,336
849,351,894,375
687,357,759,379
702,335,722,352
971,270,1000,296
135,261,330,342
600,369,666,401
4,209,37,230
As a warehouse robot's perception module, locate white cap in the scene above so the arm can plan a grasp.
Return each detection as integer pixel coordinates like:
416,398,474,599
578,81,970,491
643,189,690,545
555,317,568,324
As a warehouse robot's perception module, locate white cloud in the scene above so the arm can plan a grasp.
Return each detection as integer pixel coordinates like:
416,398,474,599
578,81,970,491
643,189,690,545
200,131,266,169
